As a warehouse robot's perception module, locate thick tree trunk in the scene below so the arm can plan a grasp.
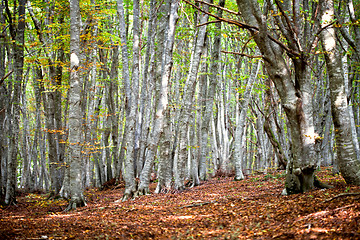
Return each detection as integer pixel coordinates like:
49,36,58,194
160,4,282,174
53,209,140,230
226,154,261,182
155,110,173,193
237,0,320,194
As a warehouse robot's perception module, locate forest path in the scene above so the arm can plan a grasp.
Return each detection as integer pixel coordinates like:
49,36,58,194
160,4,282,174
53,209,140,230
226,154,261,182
1,168,359,239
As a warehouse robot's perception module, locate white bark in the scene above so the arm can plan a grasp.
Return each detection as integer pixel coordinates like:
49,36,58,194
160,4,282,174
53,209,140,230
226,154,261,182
137,0,179,195
176,2,209,190
320,0,360,185
234,59,260,180
66,0,86,210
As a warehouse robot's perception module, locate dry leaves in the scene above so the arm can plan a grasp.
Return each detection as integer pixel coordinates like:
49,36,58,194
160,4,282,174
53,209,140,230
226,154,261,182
1,167,359,239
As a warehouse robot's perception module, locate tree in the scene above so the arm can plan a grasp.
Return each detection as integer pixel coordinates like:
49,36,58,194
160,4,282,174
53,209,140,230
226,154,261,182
234,0,331,194
319,0,360,185
137,0,180,195
4,0,27,205
65,0,86,210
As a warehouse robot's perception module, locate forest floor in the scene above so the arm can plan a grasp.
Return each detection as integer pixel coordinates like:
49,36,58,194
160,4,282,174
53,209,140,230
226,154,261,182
1,167,360,240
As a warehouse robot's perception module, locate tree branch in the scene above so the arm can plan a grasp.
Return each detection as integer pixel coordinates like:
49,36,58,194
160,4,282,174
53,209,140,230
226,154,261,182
196,20,221,27
182,0,258,31
194,0,239,16
221,50,263,59
0,70,13,87
323,192,360,203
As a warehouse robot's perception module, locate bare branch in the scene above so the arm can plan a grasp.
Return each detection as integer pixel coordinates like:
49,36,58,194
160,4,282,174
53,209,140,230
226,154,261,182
196,20,221,27
221,50,263,59
0,70,13,87
323,192,360,203
182,0,258,31
194,0,239,16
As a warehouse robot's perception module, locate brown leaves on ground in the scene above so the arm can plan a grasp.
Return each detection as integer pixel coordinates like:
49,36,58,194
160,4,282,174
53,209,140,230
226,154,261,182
1,167,359,239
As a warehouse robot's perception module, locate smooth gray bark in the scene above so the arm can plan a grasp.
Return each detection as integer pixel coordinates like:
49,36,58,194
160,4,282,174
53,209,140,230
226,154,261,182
65,0,86,210
137,0,179,195
234,59,260,180
5,0,27,205
176,2,209,190
237,0,321,194
199,0,226,181
320,0,360,185
136,0,158,178
117,0,137,201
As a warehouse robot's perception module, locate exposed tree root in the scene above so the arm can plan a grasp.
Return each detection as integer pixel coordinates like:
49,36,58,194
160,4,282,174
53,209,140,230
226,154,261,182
314,176,334,189
64,198,86,212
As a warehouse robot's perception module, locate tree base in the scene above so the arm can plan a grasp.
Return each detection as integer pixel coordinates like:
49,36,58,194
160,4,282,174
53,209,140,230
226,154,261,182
64,198,86,211
122,187,137,202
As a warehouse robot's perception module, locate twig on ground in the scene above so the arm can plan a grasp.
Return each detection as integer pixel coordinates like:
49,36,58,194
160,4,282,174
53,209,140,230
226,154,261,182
179,200,217,209
323,192,360,203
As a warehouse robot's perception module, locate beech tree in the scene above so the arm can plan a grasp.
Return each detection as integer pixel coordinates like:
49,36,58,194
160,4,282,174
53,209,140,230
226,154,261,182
65,0,86,210
320,0,360,185
1,0,360,207
3,0,27,205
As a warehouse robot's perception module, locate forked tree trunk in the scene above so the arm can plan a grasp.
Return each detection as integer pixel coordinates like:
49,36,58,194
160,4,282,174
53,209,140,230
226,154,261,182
236,0,322,194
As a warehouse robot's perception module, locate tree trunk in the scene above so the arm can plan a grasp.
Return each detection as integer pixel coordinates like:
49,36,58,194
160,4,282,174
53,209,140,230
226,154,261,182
176,2,209,190
234,59,260,180
117,0,137,201
5,0,27,205
65,0,86,210
137,0,179,196
320,0,360,185
236,0,320,194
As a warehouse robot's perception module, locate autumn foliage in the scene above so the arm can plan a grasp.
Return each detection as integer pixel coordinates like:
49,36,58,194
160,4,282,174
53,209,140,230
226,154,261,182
0,167,359,239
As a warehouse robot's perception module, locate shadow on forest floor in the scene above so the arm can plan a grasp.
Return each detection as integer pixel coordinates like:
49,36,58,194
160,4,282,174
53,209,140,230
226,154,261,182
1,167,359,239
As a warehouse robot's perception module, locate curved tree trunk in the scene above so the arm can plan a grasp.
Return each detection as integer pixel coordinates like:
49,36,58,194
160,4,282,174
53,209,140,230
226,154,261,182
320,0,360,185
236,0,320,194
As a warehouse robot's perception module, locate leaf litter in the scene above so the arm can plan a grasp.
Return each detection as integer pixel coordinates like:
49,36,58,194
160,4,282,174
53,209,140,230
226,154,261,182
1,167,359,239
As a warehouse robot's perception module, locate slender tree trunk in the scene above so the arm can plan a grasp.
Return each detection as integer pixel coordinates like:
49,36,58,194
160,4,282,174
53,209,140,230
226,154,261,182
66,0,86,210
199,0,225,181
117,0,137,201
0,3,7,201
5,0,27,205
234,59,260,180
137,0,179,196
320,0,360,185
136,0,158,178
176,2,209,190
